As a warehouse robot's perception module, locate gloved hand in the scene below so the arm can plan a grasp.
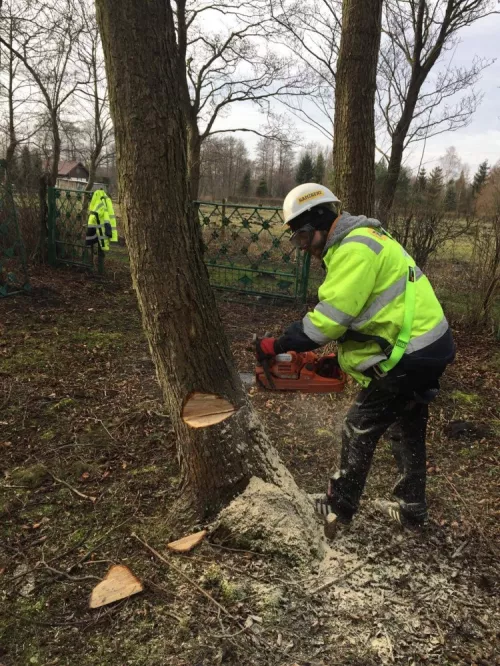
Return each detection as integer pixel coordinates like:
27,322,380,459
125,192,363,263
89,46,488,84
316,354,340,378
255,337,277,363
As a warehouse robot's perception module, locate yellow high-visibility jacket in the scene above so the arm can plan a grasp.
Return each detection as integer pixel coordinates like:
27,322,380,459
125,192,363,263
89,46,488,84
86,189,118,252
300,213,454,386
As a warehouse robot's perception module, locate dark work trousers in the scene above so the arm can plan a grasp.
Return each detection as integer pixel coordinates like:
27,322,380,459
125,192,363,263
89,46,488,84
327,370,439,522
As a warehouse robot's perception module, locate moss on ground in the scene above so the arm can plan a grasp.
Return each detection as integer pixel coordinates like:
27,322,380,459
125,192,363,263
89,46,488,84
10,464,50,489
451,390,482,406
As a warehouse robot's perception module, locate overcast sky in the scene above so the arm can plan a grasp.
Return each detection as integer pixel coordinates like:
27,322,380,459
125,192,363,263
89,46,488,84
211,12,500,176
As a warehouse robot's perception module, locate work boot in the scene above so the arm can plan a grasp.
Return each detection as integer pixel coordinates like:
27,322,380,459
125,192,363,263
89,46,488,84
374,499,428,529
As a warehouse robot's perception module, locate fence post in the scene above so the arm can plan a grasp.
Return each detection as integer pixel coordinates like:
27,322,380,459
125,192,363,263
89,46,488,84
97,247,105,275
221,197,227,240
47,187,57,266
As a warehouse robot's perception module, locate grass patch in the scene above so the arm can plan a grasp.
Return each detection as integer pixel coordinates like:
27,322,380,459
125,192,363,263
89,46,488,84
68,329,124,351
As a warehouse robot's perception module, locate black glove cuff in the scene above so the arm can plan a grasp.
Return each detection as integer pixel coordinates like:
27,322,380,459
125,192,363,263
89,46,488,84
275,320,321,354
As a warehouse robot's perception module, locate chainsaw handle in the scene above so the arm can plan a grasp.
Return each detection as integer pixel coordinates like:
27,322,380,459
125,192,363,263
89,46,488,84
252,333,276,389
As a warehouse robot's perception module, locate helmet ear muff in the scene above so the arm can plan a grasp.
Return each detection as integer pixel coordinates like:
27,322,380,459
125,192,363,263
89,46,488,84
288,205,337,233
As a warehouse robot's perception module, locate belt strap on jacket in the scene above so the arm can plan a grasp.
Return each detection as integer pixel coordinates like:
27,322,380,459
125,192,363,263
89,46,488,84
378,260,416,374
338,330,392,357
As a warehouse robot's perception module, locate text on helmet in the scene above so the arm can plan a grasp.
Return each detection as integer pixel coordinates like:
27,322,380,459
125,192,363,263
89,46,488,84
297,190,324,204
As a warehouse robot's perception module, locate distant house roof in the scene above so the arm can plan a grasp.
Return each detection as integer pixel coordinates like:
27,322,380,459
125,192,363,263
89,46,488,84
58,161,89,176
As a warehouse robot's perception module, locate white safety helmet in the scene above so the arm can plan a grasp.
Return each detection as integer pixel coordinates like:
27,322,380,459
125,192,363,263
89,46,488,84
283,183,340,226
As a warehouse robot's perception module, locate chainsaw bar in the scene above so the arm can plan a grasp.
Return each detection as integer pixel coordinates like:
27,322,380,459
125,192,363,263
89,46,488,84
239,372,256,387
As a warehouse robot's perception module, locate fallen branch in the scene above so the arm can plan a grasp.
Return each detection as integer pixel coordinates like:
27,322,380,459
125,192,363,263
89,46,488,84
132,532,240,622
47,470,97,503
93,417,117,441
207,541,270,557
68,518,134,572
308,540,400,595
40,561,101,582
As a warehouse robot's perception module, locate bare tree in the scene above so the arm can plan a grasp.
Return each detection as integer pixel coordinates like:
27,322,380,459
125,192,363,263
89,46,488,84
267,0,341,138
438,145,463,181
377,0,497,221
473,163,500,326
174,0,310,198
0,1,46,177
0,0,86,186
75,0,113,191
199,135,251,199
332,0,383,214
270,1,496,216
0,0,88,253
389,208,470,268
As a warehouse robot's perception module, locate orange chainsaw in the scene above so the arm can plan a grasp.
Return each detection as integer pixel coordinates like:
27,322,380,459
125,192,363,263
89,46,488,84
254,351,347,393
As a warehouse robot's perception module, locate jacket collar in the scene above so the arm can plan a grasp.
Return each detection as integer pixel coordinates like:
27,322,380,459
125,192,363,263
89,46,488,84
323,211,382,256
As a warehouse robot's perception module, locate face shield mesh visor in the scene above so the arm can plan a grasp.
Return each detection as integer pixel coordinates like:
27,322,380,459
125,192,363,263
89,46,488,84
288,204,337,232
289,223,316,249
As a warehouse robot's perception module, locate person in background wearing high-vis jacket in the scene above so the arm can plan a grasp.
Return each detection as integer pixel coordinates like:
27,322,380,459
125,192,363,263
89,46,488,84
256,183,455,533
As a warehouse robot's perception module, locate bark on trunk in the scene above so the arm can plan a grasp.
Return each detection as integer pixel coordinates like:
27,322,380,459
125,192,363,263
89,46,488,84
332,0,383,216
37,173,48,262
85,157,97,193
95,0,318,545
50,112,60,188
188,118,201,201
85,64,104,193
35,111,60,262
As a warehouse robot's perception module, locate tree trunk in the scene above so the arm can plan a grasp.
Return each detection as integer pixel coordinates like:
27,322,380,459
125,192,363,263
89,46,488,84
332,0,383,216
377,136,405,222
50,111,60,188
86,59,104,194
188,117,201,201
5,19,17,180
85,155,97,193
95,0,322,560
37,173,48,262
35,110,60,262
85,137,103,193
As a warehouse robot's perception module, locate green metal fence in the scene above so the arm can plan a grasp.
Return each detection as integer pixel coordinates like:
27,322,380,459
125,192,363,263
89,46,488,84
46,193,315,302
47,187,104,274
196,201,311,302
0,160,29,297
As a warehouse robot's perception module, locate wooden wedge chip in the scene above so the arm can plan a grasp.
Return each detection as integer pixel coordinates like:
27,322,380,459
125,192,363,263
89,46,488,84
182,392,236,428
167,530,207,553
89,564,143,609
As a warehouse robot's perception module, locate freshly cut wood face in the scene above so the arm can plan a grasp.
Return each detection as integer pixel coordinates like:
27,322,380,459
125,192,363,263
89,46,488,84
167,530,207,553
89,564,143,608
182,392,236,428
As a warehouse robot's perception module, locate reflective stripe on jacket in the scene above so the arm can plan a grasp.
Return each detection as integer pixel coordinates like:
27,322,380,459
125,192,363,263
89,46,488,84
86,189,118,251
303,212,449,387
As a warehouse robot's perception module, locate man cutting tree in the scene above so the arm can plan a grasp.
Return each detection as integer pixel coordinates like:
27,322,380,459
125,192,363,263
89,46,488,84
256,183,455,536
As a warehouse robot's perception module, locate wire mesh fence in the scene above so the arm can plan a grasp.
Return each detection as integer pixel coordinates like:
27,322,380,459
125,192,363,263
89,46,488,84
46,193,316,302
47,187,104,274
196,201,311,302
